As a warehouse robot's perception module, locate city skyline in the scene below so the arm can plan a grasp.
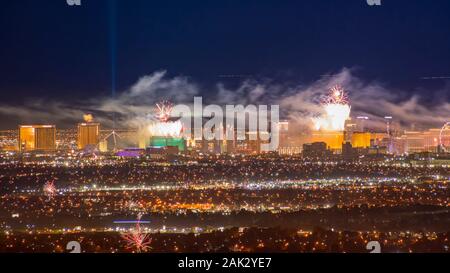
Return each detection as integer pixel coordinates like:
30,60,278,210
0,0,449,257
0,1,449,130
0,69,448,131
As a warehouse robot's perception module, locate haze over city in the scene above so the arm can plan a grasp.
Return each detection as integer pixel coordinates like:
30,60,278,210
0,1,449,130
0,0,448,257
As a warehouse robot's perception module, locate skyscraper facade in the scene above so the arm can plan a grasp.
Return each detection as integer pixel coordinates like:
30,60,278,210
77,123,100,150
19,125,56,152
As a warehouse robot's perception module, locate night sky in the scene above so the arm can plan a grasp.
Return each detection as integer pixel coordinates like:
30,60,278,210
0,0,449,108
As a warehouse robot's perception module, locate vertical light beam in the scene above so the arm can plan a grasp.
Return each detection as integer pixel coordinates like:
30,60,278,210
109,0,117,100
109,0,117,129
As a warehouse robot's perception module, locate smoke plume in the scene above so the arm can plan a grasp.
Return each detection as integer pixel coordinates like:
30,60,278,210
0,68,448,132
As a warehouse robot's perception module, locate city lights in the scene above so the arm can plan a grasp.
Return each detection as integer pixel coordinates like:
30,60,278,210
0,0,449,260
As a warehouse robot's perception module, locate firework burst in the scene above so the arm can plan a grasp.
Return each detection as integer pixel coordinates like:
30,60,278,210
43,181,57,197
313,85,351,131
148,120,183,137
324,85,349,105
155,100,174,122
149,100,183,137
121,215,152,253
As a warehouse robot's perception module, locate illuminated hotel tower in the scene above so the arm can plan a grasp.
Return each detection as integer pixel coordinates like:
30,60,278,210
278,120,289,148
19,125,56,152
77,123,100,150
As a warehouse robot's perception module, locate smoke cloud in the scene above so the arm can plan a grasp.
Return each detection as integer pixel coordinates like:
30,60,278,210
0,68,448,131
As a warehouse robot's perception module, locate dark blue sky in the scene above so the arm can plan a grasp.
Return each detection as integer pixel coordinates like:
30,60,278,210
0,0,449,104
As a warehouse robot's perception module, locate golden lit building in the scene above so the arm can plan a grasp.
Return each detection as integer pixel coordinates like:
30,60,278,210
310,131,344,151
77,123,100,150
19,125,56,152
351,132,371,148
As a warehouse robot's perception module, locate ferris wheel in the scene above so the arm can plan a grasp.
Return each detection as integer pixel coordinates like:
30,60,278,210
439,122,450,152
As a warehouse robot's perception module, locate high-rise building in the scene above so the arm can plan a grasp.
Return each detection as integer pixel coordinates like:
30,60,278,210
19,125,56,152
356,116,369,132
342,142,356,161
77,123,100,150
401,129,443,154
384,116,395,153
351,132,371,148
310,131,344,151
303,142,330,158
385,116,393,135
344,118,357,143
278,121,289,148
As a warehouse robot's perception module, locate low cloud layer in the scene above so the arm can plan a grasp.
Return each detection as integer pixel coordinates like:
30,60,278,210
0,68,448,131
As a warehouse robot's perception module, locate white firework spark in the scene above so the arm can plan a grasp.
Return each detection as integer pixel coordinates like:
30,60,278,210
148,120,183,137
313,85,351,131
325,85,349,105
43,181,57,197
148,100,183,137
155,100,174,123
121,215,152,253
